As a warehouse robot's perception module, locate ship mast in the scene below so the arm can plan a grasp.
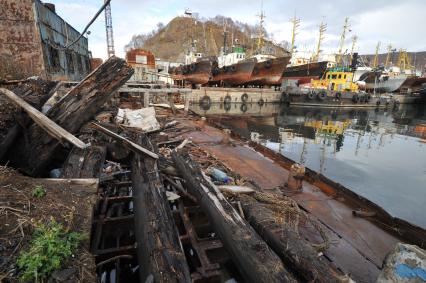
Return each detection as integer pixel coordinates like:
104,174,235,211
289,13,300,58
313,21,326,62
372,41,381,68
256,0,266,52
385,44,393,68
336,17,350,65
350,35,358,62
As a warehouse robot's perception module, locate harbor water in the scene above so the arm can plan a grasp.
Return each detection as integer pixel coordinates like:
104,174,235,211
191,103,426,229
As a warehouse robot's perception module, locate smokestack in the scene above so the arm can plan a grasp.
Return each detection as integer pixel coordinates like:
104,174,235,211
44,3,56,13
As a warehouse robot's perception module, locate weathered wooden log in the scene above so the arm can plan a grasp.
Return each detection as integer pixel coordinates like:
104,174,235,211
8,56,133,176
0,88,89,149
236,193,343,283
131,136,191,283
171,149,297,283
61,145,106,178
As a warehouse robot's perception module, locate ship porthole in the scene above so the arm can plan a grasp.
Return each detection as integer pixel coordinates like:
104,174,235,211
224,95,232,104
258,98,264,106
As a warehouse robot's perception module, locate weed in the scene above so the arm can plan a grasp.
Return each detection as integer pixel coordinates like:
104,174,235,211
32,185,46,198
17,219,85,282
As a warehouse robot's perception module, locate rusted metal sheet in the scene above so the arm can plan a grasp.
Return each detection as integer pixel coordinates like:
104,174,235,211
178,118,413,282
0,0,90,81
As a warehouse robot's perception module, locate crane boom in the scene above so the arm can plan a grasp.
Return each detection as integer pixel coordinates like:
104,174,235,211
104,0,115,57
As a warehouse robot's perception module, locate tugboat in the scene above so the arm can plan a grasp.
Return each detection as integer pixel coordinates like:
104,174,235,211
281,67,393,107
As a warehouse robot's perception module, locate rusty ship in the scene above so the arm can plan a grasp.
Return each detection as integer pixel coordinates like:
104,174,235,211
248,55,291,86
281,60,330,85
209,45,257,86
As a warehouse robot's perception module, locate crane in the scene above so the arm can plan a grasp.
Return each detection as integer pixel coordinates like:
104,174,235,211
336,17,350,65
104,0,115,57
289,14,301,58
312,21,326,62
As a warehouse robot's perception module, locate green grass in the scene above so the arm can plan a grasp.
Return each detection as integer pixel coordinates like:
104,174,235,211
32,185,46,198
17,220,85,282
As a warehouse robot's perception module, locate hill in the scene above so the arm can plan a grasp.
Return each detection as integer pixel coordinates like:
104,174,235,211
125,16,289,63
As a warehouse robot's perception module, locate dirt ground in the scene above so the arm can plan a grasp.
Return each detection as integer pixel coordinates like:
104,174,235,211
0,166,97,282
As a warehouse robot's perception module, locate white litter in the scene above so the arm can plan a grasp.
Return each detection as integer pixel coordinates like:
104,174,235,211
217,185,255,194
115,107,160,132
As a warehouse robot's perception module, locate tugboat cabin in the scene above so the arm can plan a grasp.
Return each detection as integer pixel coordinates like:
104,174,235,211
312,67,358,92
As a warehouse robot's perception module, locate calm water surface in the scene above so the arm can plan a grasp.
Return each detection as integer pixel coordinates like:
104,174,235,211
191,103,426,228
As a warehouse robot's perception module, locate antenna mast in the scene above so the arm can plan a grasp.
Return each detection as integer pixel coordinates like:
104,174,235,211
290,13,300,58
372,41,381,68
104,0,115,57
337,17,350,65
313,21,326,62
256,0,265,51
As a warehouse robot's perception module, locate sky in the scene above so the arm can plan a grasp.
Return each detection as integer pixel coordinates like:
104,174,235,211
49,0,426,61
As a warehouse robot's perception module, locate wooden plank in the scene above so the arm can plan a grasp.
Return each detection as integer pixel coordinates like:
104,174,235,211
0,88,88,149
91,122,158,159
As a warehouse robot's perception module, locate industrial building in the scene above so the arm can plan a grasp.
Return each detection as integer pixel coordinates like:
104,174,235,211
0,0,91,81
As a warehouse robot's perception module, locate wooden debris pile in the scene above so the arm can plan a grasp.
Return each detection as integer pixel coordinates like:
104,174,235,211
0,55,344,283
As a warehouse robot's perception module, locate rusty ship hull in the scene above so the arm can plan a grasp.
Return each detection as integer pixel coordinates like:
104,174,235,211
281,61,329,84
248,56,291,86
209,59,257,86
170,59,215,85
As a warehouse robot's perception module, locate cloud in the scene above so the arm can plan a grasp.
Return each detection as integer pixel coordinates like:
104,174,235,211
49,0,425,60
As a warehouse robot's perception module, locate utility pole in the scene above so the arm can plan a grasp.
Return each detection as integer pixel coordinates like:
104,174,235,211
289,13,300,58
104,0,115,57
337,17,350,65
313,21,326,62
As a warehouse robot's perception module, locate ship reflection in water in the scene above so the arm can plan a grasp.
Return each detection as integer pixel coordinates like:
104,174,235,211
190,103,426,228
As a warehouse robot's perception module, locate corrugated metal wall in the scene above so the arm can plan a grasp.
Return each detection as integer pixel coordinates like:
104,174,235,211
35,1,90,81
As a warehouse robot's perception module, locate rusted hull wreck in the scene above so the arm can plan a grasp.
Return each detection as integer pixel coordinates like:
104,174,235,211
210,59,257,86
249,56,291,86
